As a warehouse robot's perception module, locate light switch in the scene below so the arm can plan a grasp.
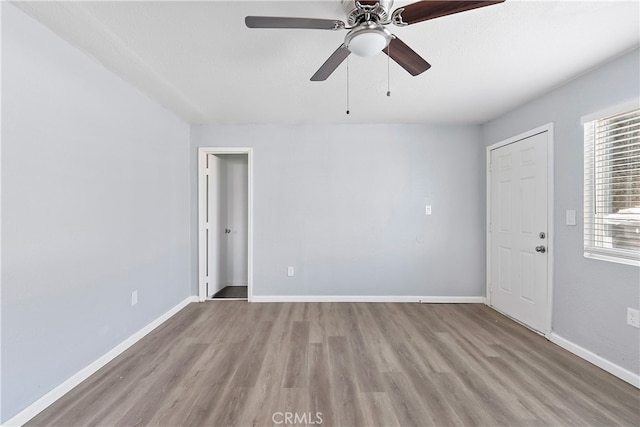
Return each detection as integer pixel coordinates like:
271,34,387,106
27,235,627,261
566,210,576,226
425,205,432,215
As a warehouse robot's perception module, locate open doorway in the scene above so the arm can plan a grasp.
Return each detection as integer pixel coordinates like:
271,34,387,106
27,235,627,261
198,148,253,302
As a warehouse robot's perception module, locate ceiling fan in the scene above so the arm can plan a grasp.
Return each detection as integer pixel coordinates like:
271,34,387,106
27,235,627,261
245,0,505,81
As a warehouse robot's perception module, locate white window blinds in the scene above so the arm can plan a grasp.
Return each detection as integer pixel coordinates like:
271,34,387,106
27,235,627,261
583,105,640,265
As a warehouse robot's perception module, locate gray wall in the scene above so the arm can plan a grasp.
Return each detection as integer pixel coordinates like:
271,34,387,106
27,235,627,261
482,48,640,375
191,124,484,297
1,4,191,422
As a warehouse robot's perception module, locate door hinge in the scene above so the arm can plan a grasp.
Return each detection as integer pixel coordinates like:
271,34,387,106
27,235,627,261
205,222,210,230
205,168,210,176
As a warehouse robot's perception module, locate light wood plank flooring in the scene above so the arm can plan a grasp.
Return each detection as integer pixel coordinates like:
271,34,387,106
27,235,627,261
28,302,640,426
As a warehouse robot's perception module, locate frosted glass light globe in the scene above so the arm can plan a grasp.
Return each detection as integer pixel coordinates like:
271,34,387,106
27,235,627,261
348,31,389,56
345,22,392,57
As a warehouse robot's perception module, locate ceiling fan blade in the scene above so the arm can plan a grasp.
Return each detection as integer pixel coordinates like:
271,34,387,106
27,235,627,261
245,16,345,30
383,37,431,76
310,44,351,81
393,1,505,26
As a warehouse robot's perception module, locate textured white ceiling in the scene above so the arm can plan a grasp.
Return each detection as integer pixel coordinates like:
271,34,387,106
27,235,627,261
12,0,640,125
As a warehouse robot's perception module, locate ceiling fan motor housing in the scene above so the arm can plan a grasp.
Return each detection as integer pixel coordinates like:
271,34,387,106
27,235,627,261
342,0,394,25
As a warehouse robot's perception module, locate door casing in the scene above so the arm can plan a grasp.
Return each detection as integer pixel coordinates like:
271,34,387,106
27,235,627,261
198,147,253,302
485,123,554,337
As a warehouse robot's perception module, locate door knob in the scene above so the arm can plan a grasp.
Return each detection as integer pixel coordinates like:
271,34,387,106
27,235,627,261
535,245,546,253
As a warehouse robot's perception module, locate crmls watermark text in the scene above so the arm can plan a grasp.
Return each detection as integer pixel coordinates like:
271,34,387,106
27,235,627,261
272,411,323,425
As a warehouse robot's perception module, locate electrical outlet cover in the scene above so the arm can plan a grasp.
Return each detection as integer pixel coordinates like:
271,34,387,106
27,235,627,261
627,308,640,328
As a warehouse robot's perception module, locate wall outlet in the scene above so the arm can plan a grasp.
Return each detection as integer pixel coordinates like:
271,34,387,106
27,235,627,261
131,290,138,306
425,205,432,215
287,266,294,277
627,307,639,328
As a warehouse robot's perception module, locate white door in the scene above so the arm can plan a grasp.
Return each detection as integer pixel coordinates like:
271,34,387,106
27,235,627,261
207,154,225,296
489,131,549,333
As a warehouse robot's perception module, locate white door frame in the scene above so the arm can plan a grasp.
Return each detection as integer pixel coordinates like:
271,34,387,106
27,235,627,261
198,147,254,302
485,123,554,337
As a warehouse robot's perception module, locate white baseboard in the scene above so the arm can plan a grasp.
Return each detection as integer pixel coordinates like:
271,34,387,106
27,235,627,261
418,296,486,304
250,295,485,303
549,332,640,388
2,296,199,427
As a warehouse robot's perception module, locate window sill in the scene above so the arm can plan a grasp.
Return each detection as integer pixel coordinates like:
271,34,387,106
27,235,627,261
584,252,640,267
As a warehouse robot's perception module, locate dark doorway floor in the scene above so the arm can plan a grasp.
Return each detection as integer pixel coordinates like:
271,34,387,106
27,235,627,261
211,286,247,300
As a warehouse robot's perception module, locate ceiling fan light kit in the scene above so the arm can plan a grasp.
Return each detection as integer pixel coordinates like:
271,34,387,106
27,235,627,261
245,0,505,80
344,22,393,57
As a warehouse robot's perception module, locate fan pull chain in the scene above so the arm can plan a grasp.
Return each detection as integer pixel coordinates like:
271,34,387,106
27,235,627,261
346,56,350,115
387,41,391,97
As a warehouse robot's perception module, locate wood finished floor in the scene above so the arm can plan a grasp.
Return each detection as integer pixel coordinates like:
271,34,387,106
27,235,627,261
28,302,639,427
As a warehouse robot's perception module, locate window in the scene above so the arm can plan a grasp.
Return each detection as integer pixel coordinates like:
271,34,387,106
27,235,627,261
583,102,640,266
